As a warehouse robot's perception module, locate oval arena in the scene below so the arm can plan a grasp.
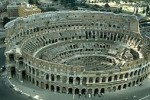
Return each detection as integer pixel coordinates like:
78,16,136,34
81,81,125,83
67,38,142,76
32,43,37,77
4,11,150,96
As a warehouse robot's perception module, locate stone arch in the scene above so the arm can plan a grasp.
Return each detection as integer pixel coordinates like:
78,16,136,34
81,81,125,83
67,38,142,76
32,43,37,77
22,70,26,79
89,77,93,83
68,88,73,94
138,69,141,75
46,74,49,80
140,77,143,82
11,67,16,77
136,79,139,84
134,70,137,76
18,57,23,66
95,77,100,83
102,77,106,82
32,78,35,84
56,86,60,92
123,84,127,89
119,74,123,79
69,77,73,84
81,89,86,95
118,85,121,90
82,77,87,85
125,73,128,78
114,75,118,81
62,87,66,93
130,72,133,77
51,85,55,92
56,75,60,81
108,76,112,82
94,88,99,96
87,89,92,94
51,74,55,81
132,81,135,86
41,82,44,89
75,77,80,85
75,88,80,94
46,84,49,90
107,87,111,92
128,82,131,87
36,80,39,86
112,86,116,92
100,88,105,94
9,54,15,62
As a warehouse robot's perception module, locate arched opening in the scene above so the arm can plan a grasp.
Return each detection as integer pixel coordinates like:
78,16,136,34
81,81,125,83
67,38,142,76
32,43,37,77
69,77,73,84
62,87,66,93
134,70,137,76
100,88,105,94
94,88,99,96
119,74,123,79
81,89,86,95
75,77,80,85
51,85,55,92
107,87,111,92
68,88,73,94
138,69,141,75
18,57,23,67
56,75,60,82
9,54,15,62
128,82,131,87
56,86,60,92
22,70,26,79
123,84,127,89
118,85,121,90
130,72,133,77
136,79,139,84
140,77,143,82
11,67,16,77
125,73,128,78
132,81,135,86
114,75,118,81
89,77,93,83
75,88,79,94
102,77,106,82
32,78,35,84
87,89,92,94
108,76,112,82
36,80,39,86
82,77,87,85
46,74,49,80
46,84,49,90
113,86,116,92
95,77,100,83
41,82,44,89
51,74,54,81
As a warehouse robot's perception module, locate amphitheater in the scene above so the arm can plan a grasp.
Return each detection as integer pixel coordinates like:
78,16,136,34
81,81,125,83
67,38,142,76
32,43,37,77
4,11,150,96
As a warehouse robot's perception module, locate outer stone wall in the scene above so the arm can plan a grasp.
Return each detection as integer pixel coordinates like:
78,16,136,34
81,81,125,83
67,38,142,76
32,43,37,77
4,11,150,96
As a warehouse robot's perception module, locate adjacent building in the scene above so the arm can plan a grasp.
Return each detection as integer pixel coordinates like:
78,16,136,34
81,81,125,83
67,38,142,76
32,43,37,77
7,2,41,19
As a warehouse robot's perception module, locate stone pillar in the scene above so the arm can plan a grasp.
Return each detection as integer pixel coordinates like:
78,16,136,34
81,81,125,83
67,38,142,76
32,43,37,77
80,78,83,85
73,77,76,85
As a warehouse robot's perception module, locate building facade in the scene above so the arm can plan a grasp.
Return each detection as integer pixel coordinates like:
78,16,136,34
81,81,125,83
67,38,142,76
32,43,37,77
5,11,150,96
7,2,41,18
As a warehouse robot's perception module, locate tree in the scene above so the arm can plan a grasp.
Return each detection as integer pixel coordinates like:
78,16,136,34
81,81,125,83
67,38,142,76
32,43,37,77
28,0,36,5
3,17,10,26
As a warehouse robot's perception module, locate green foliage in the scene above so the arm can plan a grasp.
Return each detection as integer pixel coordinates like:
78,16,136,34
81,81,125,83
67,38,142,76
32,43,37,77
3,17,10,26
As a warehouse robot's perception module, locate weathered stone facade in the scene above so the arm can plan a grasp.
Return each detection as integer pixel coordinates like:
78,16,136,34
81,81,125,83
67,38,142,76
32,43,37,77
5,11,150,96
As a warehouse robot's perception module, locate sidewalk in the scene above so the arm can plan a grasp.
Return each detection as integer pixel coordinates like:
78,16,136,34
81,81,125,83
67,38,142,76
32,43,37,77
7,77,150,100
